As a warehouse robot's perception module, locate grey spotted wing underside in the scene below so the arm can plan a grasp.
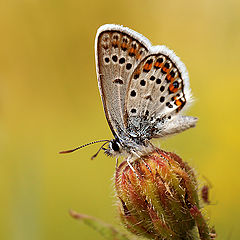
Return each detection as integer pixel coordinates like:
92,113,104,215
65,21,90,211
96,24,197,142
95,25,150,137
124,52,197,138
125,54,187,120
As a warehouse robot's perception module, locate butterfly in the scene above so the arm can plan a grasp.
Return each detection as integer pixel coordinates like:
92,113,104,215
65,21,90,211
61,24,197,162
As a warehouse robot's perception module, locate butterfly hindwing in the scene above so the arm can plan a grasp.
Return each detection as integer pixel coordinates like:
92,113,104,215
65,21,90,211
125,47,196,138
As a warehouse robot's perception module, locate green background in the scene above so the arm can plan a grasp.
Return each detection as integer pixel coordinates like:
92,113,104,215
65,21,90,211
1,0,239,239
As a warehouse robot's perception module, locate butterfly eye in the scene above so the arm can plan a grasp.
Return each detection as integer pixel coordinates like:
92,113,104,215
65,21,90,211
110,140,120,152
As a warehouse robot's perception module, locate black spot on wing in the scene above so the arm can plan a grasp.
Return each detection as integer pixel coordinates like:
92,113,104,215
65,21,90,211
126,63,132,70
145,95,152,101
113,79,123,84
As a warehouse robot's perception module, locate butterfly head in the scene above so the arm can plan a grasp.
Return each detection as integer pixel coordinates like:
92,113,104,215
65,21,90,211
104,139,123,157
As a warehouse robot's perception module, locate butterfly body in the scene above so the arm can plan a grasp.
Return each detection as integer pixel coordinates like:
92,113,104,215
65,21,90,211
95,24,197,159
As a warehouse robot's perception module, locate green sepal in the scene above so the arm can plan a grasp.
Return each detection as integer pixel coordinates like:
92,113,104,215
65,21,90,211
70,210,131,240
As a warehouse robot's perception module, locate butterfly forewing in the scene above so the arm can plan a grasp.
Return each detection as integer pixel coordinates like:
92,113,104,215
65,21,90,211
95,25,150,136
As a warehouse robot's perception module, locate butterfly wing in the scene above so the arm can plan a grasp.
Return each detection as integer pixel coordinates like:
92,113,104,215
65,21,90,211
95,24,151,137
124,46,197,138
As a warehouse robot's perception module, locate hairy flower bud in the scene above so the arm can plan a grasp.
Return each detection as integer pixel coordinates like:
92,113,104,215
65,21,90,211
115,149,213,240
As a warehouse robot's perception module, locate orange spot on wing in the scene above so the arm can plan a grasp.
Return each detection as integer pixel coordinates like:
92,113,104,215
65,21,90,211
166,74,174,82
112,40,119,48
121,42,128,49
154,62,163,68
175,99,182,106
176,98,186,112
136,54,142,60
162,67,170,74
135,69,141,75
169,83,178,93
143,63,153,71
128,47,138,56
129,47,134,53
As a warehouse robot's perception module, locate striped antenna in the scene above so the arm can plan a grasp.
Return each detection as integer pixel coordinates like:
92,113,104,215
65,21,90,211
59,140,110,154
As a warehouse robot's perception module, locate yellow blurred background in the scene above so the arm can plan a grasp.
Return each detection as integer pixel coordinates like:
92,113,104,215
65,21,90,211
1,0,239,239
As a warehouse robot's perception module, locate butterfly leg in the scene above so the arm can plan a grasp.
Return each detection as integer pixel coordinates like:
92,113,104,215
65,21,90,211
154,147,170,164
131,150,152,174
115,157,119,170
126,156,140,179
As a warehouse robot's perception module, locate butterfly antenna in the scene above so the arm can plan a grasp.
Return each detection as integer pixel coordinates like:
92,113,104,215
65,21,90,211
91,141,110,160
59,140,110,154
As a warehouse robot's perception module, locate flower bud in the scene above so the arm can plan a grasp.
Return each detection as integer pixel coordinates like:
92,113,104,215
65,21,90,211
115,149,213,240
